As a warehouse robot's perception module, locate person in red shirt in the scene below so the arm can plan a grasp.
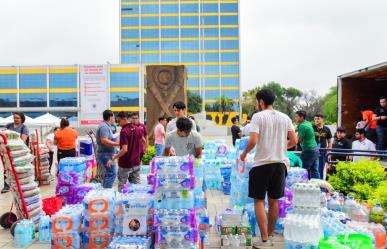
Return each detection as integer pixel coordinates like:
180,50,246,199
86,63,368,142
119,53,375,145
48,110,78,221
111,112,147,191
361,107,377,144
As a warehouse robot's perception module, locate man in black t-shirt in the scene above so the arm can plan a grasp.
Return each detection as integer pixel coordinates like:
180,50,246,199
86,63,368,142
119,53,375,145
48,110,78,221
327,127,351,175
373,96,387,150
230,117,242,146
313,114,332,180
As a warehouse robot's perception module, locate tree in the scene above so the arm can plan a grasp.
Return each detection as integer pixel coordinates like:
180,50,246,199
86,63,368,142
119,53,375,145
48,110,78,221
241,82,302,118
296,90,323,120
322,87,337,124
187,91,202,114
213,95,235,113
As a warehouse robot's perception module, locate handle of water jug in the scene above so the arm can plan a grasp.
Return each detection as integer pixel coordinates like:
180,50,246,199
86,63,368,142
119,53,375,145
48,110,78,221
89,233,110,248
89,216,109,231
53,234,72,248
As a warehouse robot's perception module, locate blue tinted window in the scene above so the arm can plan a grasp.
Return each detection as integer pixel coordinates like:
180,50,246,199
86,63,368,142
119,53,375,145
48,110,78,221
141,29,159,38
204,65,220,74
0,112,12,118
24,112,46,118
221,78,239,87
221,40,239,49
220,3,238,12
181,4,198,13
50,112,77,120
221,52,238,62
141,17,158,26
121,4,139,14
142,54,160,63
161,4,178,13
20,93,47,107
141,41,158,50
122,30,139,38
110,92,139,107
181,53,199,62
161,16,178,26
220,16,238,25
221,65,239,74
203,78,220,87
110,72,139,87
121,54,140,64
188,90,200,96
0,93,16,107
203,28,219,37
0,74,16,88
204,53,219,62
220,28,238,37
20,74,46,89
141,5,158,14
161,41,179,50
122,41,140,50
202,4,218,13
181,28,199,38
202,16,218,25
204,40,219,49
186,66,199,75
50,93,77,107
187,77,199,86
205,90,220,100
161,28,179,38
181,16,198,25
222,90,239,99
49,73,77,88
181,41,199,50
122,17,139,26
161,54,179,63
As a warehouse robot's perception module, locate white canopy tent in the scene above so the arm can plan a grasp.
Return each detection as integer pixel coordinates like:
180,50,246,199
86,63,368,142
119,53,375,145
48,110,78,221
0,115,14,126
33,113,61,126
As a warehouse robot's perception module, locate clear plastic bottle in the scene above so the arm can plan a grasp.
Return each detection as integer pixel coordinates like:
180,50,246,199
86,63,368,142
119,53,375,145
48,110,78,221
239,233,246,249
13,222,24,248
342,195,357,219
221,235,230,249
327,195,342,212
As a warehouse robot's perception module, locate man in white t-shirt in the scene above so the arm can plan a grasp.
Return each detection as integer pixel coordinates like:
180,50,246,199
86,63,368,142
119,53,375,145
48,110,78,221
240,89,297,248
352,128,376,162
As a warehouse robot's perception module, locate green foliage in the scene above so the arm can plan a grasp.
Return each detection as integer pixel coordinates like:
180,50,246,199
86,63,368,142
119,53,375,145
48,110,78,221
212,95,235,113
187,91,203,114
322,86,337,124
142,146,156,165
371,181,387,210
328,160,386,200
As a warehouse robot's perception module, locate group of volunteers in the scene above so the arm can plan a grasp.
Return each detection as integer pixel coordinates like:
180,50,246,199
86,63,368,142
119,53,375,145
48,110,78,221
95,101,203,192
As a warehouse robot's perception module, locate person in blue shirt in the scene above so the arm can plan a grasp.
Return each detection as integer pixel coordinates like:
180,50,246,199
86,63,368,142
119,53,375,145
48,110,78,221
96,110,119,188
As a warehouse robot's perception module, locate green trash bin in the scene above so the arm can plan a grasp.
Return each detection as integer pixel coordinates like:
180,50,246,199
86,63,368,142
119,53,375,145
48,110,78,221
319,234,373,249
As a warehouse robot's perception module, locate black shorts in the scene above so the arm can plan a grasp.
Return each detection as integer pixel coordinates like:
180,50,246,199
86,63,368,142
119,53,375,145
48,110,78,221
248,163,287,200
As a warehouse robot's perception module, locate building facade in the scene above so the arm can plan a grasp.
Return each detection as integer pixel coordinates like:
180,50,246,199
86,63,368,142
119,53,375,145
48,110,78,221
0,64,142,121
120,0,240,112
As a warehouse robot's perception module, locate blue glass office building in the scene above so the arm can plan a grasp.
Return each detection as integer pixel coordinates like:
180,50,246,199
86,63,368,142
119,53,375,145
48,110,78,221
120,0,240,112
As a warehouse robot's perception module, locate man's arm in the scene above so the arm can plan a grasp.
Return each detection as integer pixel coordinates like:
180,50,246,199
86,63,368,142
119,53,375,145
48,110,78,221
194,147,202,159
101,137,119,147
240,132,258,162
288,130,297,149
112,144,128,161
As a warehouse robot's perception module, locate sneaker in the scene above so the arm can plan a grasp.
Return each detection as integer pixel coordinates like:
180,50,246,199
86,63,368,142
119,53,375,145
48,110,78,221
253,240,274,248
1,186,10,194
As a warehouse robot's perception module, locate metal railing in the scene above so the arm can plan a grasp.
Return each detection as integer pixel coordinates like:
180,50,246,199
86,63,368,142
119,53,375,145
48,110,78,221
319,148,387,165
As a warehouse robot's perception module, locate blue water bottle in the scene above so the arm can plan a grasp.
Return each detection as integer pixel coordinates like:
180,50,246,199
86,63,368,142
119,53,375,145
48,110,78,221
13,222,24,248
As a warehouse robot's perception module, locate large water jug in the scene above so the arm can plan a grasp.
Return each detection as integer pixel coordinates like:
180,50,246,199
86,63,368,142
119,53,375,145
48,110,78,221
342,195,357,219
327,195,342,212
370,203,384,223
13,222,26,248
38,215,51,243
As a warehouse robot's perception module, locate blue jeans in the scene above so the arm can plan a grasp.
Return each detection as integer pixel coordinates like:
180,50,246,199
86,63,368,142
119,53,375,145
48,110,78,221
318,150,327,180
301,149,320,179
155,143,164,156
96,154,117,188
376,126,387,150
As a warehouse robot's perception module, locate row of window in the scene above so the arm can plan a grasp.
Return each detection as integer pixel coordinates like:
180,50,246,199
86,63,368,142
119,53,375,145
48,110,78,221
121,27,238,38
0,112,78,119
122,16,238,26
121,3,238,14
121,52,238,63
122,40,238,50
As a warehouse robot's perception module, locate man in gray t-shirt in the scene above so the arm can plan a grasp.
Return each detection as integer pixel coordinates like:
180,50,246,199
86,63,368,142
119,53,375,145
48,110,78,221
163,117,203,158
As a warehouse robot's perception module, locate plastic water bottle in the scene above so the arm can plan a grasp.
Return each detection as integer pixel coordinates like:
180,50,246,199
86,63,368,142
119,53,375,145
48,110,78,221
203,235,210,249
342,195,357,219
13,222,24,248
222,236,230,249
38,215,51,243
370,203,384,223
240,233,246,249
327,195,342,212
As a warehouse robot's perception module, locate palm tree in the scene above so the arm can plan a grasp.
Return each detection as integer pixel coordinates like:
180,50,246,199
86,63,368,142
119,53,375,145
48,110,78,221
215,95,234,113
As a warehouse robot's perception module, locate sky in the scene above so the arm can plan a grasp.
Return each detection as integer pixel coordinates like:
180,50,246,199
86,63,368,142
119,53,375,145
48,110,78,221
0,0,387,95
